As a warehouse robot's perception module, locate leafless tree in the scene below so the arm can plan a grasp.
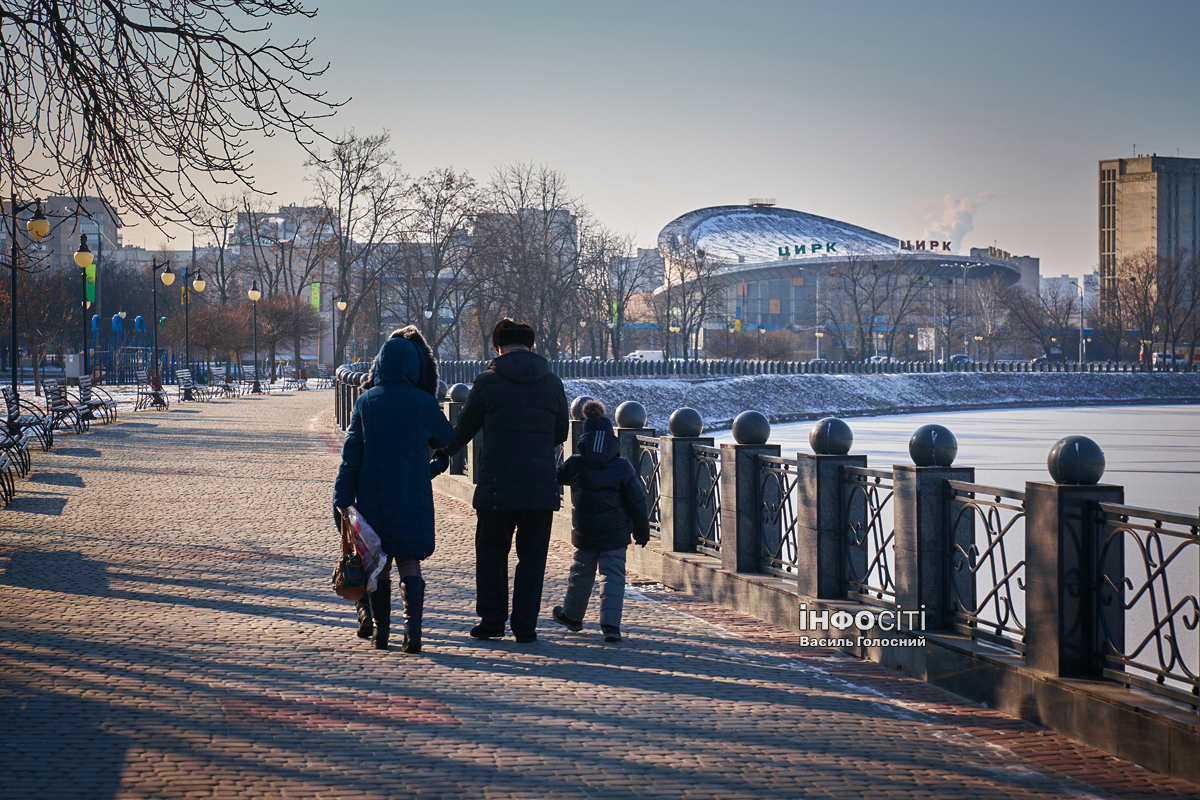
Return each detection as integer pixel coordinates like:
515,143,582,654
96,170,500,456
0,0,339,224
1001,283,1078,361
657,234,727,360
307,131,411,366
386,168,482,357
473,163,585,357
1118,249,1163,369
193,198,241,304
969,275,1009,361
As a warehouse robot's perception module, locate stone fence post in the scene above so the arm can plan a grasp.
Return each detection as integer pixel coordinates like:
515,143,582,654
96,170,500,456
443,400,465,474
613,402,652,466
1025,436,1123,678
659,408,712,553
796,418,866,599
720,411,779,573
893,424,973,631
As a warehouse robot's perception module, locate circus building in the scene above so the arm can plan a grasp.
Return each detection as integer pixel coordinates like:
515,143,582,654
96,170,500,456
655,200,1022,335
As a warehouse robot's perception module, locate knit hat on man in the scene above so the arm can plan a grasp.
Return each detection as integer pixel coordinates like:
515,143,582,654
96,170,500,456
582,400,614,437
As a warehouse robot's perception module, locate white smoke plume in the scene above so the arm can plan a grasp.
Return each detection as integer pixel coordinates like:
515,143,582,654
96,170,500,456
922,192,991,254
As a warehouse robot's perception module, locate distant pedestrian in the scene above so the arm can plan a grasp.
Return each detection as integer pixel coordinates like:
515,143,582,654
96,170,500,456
435,319,569,643
552,400,650,642
333,326,454,653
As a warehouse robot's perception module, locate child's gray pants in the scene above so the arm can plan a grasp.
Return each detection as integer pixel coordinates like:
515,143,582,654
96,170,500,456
562,547,627,628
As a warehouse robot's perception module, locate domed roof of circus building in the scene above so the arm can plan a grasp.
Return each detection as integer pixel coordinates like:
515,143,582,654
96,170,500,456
657,205,899,263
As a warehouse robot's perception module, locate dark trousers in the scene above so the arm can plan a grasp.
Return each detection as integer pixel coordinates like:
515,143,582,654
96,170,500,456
475,509,554,637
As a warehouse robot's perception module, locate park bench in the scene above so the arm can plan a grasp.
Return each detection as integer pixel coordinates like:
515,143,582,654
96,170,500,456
0,393,32,477
45,380,90,434
0,450,15,506
282,367,308,391
74,376,117,424
206,364,240,398
239,366,273,394
2,386,53,450
134,370,170,411
175,369,219,402
313,363,333,389
210,372,242,399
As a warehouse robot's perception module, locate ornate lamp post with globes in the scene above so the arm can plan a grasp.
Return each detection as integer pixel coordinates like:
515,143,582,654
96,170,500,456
151,258,174,378
8,199,49,399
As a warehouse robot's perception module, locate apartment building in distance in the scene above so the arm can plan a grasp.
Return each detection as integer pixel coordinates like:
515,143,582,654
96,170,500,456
1098,154,1200,310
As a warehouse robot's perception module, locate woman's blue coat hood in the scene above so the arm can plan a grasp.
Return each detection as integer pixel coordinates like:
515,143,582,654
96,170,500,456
374,337,425,387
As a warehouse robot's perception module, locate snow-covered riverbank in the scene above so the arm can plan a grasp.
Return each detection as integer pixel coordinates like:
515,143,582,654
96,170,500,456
561,372,1200,431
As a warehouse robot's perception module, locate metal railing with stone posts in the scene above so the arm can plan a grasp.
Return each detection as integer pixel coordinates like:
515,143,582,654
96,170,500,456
693,444,722,557
759,455,800,578
841,466,897,609
636,436,661,536
1094,502,1200,710
948,481,1028,653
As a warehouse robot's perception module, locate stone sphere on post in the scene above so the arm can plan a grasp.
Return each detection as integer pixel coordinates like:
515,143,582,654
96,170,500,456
909,424,958,467
668,407,704,437
448,383,470,404
436,380,448,401
732,410,770,445
1047,435,1106,485
615,400,647,429
809,417,853,455
570,395,594,420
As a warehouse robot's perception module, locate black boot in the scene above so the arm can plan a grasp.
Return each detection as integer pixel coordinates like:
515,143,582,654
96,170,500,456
368,577,391,650
355,596,373,639
400,575,425,654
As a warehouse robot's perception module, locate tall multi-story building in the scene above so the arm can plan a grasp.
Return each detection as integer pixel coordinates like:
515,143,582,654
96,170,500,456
1098,155,1200,310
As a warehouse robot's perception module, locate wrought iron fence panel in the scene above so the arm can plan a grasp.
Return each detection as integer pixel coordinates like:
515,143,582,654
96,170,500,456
947,481,1027,653
760,454,800,579
693,444,722,556
842,466,896,608
1095,502,1200,710
637,436,661,535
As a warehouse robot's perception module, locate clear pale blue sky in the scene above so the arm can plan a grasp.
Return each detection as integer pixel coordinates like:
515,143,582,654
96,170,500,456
228,0,1200,278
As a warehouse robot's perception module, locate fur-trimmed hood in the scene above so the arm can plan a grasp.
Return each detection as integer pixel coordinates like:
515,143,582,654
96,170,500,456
366,326,439,396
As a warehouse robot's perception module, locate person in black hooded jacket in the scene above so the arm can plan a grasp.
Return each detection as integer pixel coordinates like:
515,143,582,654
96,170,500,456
436,318,569,643
551,400,650,643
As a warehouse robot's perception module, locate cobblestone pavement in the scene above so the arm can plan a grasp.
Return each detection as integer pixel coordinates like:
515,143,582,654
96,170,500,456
2,390,1197,799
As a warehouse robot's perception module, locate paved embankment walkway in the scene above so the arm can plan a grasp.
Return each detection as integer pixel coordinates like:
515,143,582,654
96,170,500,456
2,390,1198,799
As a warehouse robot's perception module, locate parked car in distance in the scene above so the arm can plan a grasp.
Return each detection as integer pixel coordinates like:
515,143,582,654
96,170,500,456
1152,352,1189,366
868,356,898,364
625,350,664,361
807,358,828,365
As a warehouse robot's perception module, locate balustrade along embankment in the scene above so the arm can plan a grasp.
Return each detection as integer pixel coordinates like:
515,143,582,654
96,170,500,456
332,362,1200,782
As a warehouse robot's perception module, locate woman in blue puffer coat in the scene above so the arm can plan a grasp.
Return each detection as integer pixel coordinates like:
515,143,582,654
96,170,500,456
333,327,455,653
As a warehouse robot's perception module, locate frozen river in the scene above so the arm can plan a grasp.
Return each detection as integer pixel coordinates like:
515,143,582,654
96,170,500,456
717,404,1200,516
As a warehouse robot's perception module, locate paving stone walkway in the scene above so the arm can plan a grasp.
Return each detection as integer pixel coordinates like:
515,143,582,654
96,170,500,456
1,390,1197,799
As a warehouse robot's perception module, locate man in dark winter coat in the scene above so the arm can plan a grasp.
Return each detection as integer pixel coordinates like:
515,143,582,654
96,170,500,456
436,318,569,643
334,330,454,652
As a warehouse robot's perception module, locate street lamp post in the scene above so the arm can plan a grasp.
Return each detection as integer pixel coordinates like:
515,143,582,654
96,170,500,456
9,197,49,400
248,281,262,393
151,258,173,378
332,295,347,367
180,266,205,399
74,236,94,378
